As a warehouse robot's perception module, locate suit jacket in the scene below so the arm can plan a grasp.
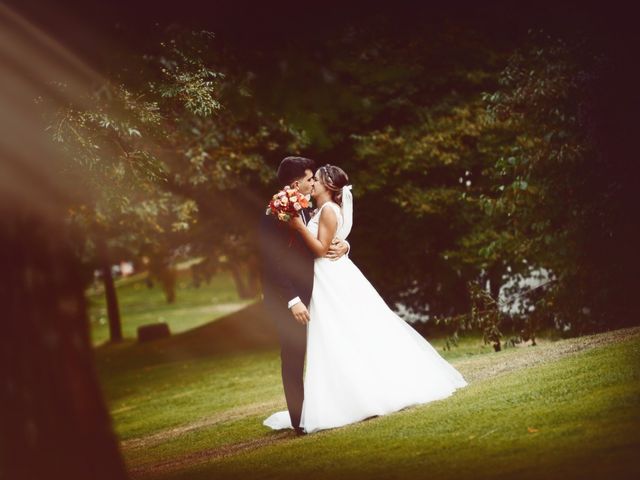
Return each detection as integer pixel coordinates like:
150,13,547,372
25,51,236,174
258,207,314,310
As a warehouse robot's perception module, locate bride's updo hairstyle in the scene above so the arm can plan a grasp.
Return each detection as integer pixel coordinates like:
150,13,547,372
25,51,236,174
317,164,349,206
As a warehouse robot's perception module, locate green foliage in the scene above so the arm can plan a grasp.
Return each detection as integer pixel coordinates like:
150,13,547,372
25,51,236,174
42,29,308,301
43,33,224,262
435,279,554,353
342,25,630,337
480,30,622,333
42,18,633,334
338,23,509,319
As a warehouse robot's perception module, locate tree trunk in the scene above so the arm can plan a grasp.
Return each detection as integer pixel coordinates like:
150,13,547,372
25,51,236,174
487,265,504,301
97,237,123,343
0,7,128,477
246,254,261,297
229,263,251,299
0,211,129,480
146,249,177,304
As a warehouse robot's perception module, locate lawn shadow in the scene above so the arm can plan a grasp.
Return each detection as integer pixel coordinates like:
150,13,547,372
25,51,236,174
94,301,279,372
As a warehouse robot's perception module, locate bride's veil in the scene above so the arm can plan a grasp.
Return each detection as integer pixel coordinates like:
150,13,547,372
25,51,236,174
338,185,353,239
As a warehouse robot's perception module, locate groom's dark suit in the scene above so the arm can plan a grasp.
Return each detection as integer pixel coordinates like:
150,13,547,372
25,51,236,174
258,207,314,430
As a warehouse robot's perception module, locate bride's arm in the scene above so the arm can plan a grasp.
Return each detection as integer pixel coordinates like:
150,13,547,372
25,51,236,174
290,207,338,258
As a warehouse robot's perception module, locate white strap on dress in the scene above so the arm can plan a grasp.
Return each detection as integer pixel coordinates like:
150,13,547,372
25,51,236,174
313,202,343,231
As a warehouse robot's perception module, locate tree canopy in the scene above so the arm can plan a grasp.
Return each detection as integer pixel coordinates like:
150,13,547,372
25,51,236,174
21,1,640,340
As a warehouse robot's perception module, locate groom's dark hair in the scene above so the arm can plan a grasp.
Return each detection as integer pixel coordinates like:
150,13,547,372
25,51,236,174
277,156,316,186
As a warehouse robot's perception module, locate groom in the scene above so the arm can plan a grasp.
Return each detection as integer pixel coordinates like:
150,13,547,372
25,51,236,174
259,156,350,436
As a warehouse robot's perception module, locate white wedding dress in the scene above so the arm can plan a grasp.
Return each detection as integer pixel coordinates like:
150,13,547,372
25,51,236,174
264,199,468,434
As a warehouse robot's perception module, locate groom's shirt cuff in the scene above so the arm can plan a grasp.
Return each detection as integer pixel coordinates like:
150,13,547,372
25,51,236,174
288,296,301,309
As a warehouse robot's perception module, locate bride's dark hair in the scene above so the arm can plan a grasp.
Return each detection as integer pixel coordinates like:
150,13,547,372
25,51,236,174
317,165,349,205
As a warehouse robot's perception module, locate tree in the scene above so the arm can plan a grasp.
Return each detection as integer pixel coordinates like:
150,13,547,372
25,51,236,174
44,31,225,341
481,30,638,334
0,4,128,476
239,15,637,344
48,27,311,331
332,20,510,320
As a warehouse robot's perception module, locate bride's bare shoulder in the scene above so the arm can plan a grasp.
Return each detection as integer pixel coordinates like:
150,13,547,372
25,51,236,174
324,201,341,213
318,203,338,223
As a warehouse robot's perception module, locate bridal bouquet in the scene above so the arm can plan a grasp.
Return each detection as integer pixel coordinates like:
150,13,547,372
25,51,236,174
266,186,311,222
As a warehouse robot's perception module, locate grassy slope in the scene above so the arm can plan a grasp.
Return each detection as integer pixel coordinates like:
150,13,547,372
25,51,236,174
91,269,639,479
154,332,640,480
97,319,496,443
86,268,252,346
94,324,639,480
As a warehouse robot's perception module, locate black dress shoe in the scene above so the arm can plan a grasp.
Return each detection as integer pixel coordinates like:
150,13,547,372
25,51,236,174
294,427,306,436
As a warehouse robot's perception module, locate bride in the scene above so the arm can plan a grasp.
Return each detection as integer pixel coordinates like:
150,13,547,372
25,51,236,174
263,164,468,434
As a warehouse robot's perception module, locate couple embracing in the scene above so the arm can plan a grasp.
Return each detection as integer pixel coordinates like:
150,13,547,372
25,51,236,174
258,156,468,436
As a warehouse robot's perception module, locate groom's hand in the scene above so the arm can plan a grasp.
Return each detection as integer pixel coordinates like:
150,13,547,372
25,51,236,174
325,238,348,260
290,302,310,325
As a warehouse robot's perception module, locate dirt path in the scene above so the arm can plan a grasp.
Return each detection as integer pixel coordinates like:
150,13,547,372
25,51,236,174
126,431,293,479
455,325,640,383
121,399,284,451
124,326,640,479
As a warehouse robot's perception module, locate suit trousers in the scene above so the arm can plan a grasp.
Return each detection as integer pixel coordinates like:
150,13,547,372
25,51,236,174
265,299,307,429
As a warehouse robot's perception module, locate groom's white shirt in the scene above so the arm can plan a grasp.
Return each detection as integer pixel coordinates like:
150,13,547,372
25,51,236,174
288,296,302,309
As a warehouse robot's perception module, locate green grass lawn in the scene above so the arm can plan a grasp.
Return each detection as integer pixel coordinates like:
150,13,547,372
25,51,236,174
97,323,500,442
93,313,640,479
198,335,640,480
86,266,253,346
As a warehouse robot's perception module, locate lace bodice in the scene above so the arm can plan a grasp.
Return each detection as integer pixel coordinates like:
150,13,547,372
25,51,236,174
307,202,344,238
